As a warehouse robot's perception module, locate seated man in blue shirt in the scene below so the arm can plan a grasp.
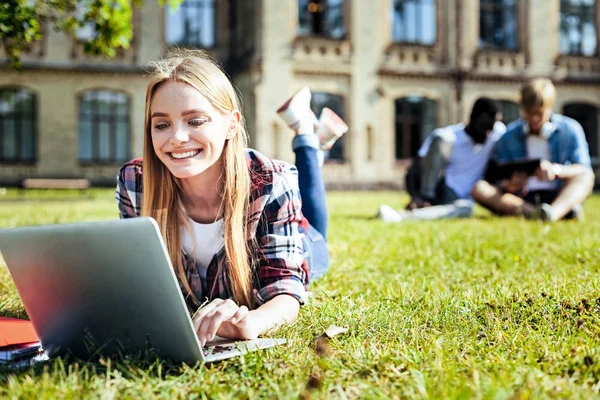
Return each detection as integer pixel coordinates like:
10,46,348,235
472,78,595,221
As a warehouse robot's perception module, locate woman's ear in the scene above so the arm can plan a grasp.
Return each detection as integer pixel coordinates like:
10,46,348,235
226,110,242,140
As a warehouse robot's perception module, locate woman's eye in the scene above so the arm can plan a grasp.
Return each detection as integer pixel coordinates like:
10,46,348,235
189,119,207,127
154,123,169,130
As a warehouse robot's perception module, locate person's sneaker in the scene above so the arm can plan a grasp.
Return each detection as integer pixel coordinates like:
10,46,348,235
558,204,585,221
316,107,349,150
375,204,403,223
276,87,317,131
569,204,584,221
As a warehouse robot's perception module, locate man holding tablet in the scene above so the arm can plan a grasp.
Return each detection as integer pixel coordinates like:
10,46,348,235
472,78,595,221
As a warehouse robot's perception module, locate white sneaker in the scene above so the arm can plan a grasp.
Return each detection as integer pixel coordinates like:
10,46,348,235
376,204,403,223
276,87,318,131
316,107,349,150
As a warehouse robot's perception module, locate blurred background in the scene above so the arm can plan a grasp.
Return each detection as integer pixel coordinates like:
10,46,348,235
0,0,598,189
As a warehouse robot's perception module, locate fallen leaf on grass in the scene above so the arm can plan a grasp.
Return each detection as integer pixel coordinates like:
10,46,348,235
312,325,349,357
324,324,348,338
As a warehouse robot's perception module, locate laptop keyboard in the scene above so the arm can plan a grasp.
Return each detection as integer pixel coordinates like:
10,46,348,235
203,345,236,357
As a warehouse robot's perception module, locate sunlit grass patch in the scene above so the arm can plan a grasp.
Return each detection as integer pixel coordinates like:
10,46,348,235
1,190,600,398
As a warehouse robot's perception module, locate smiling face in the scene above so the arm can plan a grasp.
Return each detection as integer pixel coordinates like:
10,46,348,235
149,81,236,180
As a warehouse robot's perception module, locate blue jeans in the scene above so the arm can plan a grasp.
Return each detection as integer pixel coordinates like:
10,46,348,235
293,134,330,282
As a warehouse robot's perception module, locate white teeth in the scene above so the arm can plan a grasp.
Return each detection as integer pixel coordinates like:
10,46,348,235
171,150,200,159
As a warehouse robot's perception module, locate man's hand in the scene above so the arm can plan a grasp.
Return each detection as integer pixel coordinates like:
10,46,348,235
499,171,529,194
534,160,560,181
192,299,260,346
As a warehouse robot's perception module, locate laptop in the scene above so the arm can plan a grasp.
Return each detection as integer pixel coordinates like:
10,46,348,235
0,217,285,363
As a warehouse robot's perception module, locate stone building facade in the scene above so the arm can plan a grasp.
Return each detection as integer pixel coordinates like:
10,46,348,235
1,0,599,187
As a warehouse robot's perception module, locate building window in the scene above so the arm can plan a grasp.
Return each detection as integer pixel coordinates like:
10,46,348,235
298,0,346,40
310,92,346,161
0,88,36,163
79,90,131,164
498,100,520,125
391,0,436,45
395,96,437,160
479,0,518,50
563,103,598,158
560,0,597,56
165,0,216,48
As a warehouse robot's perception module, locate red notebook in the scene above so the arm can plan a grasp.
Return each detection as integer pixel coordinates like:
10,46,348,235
0,317,39,347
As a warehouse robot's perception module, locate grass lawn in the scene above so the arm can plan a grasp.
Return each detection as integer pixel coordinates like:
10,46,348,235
1,189,600,399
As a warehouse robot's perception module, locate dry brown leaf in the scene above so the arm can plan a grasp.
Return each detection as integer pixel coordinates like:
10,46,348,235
314,335,332,356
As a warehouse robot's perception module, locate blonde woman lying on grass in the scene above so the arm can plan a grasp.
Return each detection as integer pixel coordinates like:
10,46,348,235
116,50,348,345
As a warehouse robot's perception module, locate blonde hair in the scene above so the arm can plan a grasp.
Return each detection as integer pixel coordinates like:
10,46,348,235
142,49,254,308
521,78,556,111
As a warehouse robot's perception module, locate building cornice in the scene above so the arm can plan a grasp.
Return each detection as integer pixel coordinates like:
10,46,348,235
0,60,146,75
378,67,600,86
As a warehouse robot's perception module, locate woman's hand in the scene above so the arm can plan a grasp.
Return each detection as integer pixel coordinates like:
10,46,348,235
192,295,300,346
192,299,261,346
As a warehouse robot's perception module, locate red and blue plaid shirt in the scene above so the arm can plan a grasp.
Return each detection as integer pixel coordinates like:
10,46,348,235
116,149,309,308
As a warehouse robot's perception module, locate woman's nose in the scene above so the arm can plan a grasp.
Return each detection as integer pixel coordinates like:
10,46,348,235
170,126,189,145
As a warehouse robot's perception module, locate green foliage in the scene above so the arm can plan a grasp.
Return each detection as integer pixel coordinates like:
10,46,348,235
0,0,182,68
1,190,600,398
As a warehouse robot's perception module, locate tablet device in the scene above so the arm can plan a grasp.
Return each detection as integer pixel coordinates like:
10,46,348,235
485,159,542,183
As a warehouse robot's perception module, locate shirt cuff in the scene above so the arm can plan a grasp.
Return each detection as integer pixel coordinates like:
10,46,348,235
254,278,308,306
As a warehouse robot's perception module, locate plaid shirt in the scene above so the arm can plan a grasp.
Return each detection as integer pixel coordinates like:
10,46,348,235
115,149,309,308
494,114,592,168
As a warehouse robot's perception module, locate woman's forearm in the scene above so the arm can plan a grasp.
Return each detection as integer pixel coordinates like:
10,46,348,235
250,294,300,335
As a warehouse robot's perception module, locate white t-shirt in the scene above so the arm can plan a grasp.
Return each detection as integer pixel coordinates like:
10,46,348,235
526,134,558,191
418,122,505,199
181,218,225,280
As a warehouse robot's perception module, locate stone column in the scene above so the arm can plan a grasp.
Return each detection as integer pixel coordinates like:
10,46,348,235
527,0,560,76
253,0,295,161
349,0,386,181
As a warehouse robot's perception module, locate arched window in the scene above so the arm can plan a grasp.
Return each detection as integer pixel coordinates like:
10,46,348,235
560,0,597,56
79,90,131,164
563,102,598,158
165,0,216,48
498,100,520,125
298,0,346,40
0,87,36,163
392,0,436,45
395,96,437,160
310,92,346,161
479,0,519,50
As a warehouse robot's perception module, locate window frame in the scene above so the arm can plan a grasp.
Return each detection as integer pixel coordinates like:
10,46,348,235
0,87,38,165
559,0,598,57
394,96,438,161
297,0,347,40
479,0,520,51
498,99,521,125
78,89,132,166
164,0,218,49
562,102,599,160
391,0,438,46
310,91,347,162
